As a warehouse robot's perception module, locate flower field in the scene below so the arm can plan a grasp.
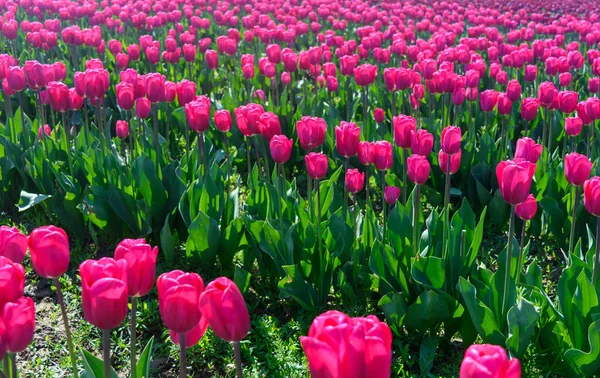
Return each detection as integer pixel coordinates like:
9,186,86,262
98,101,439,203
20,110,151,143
2,0,600,376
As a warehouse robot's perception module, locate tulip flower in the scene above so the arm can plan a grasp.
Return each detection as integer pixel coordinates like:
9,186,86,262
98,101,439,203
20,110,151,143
335,121,361,158
47,81,70,113
515,193,537,283
0,226,27,264
158,270,205,378
441,126,462,155
199,277,250,342
169,318,208,349
565,117,583,139
0,256,25,308
270,135,293,165
345,169,365,194
300,310,392,378
80,258,129,377
506,80,521,102
374,108,385,123
28,225,70,279
305,152,328,180
460,344,521,378
521,98,540,125
177,80,197,106
439,150,461,175
297,116,326,150
514,138,543,163
135,97,151,119
558,91,578,114
393,115,416,149
410,130,434,156
1,297,36,354
116,120,129,140
384,186,401,205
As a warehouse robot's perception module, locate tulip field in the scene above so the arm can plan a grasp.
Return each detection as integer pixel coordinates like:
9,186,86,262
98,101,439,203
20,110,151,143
4,0,600,376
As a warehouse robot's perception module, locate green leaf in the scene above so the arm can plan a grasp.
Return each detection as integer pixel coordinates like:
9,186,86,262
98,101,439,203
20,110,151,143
135,337,154,378
419,336,439,376
18,190,52,211
459,278,505,345
79,348,119,378
378,292,407,335
186,210,221,267
219,217,245,269
160,214,175,264
234,266,251,295
564,320,600,377
506,299,540,358
405,290,450,332
278,265,318,311
411,256,445,290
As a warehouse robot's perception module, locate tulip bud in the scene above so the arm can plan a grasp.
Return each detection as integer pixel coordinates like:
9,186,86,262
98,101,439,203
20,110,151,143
258,112,281,141
393,115,416,149
514,137,543,163
80,258,129,330
28,226,70,278
157,270,205,334
460,344,521,378
305,152,329,179
384,185,401,204
114,238,158,298
1,297,35,353
0,226,27,264
565,117,583,137
345,169,365,193
135,97,151,119
373,141,393,171
115,120,129,139
353,64,377,86
0,256,25,308
185,96,211,133
205,50,218,69
496,159,537,205
441,126,462,155
515,194,537,220
214,110,232,133
408,155,430,185
521,98,540,122
358,141,375,165
198,277,250,342
439,149,461,175
269,135,293,164
335,121,361,158
297,116,326,150
565,153,592,187
558,91,578,114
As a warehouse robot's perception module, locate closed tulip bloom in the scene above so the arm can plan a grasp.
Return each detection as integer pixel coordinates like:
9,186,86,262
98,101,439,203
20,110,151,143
266,44,282,64
158,270,205,334
340,55,358,76
270,135,293,164
465,69,480,88
515,194,537,221
589,78,600,94
242,63,254,79
281,72,291,85
497,93,512,116
198,277,250,342
115,53,128,69
524,65,537,82
145,73,165,103
559,72,572,87
214,110,232,132
335,121,361,158
373,141,393,171
460,344,521,378
345,169,365,193
354,64,377,86
177,80,196,106
480,90,498,112
393,115,416,149
441,126,462,155
80,258,129,330
374,108,385,123
114,238,158,297
7,66,26,92
538,82,556,107
297,116,326,150
258,112,281,141
496,159,537,205
565,117,584,137
38,124,51,139
182,44,196,62
135,97,151,119
358,141,375,165
564,153,592,187
115,120,129,139
163,81,177,103
0,226,27,264
325,76,338,92
127,44,140,61
28,226,70,278
0,256,25,308
169,317,208,348
69,88,83,111
514,138,543,163
1,297,35,353
408,155,431,185
305,152,329,179
205,50,218,69
300,310,392,378
410,129,434,156
521,98,540,122
452,88,465,106
506,80,521,102
558,91,578,114
185,96,210,133
384,186,401,205
47,81,70,112
439,150,461,175
584,177,600,216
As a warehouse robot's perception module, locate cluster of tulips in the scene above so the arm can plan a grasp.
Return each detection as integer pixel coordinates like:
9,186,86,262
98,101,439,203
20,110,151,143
0,225,251,378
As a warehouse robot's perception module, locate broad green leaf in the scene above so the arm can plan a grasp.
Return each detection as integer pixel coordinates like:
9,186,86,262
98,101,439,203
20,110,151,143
459,278,505,345
135,337,154,378
18,190,51,211
79,348,119,378
506,299,540,358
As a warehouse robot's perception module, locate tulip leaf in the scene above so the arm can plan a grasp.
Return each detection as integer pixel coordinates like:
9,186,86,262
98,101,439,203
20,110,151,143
419,336,439,376
278,264,318,311
379,292,408,335
234,266,251,295
186,210,220,268
160,214,175,264
564,320,600,377
405,290,450,332
79,348,119,378
506,298,540,358
459,277,505,345
411,256,445,290
135,337,154,378
18,190,52,212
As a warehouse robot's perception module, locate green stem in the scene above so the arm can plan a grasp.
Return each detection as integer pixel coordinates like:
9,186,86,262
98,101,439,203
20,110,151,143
103,329,111,378
277,164,284,234
130,297,137,378
308,176,313,223
9,355,15,378
516,220,527,286
179,333,186,378
259,138,271,183
3,356,9,378
343,158,349,214
363,88,369,140
199,132,208,179
413,185,421,258
317,179,322,255
365,168,370,207
382,170,387,242
443,168,451,258
402,149,408,205
234,342,243,378
569,186,579,254
593,218,600,285
152,104,160,163
62,112,75,177
501,206,516,317
185,121,190,181
246,136,252,186
224,133,231,180
54,278,78,377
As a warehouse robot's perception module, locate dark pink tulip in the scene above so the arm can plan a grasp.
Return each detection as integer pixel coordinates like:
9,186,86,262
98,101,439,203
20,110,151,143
496,159,537,205
393,115,416,149
584,177,600,216
358,142,375,166
373,141,393,171
521,98,540,122
1,297,35,353
136,97,151,119
345,169,365,193
0,226,27,264
214,110,232,133
514,137,543,163
335,121,361,158
297,116,326,150
515,194,537,221
157,270,204,334
384,186,401,205
305,152,328,179
270,135,293,164
441,126,462,155
0,256,25,308
565,153,592,187
410,129,434,156
28,226,70,279
407,155,430,185
460,344,521,378
558,91,578,114
439,150,461,175
565,117,583,137
114,238,158,298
